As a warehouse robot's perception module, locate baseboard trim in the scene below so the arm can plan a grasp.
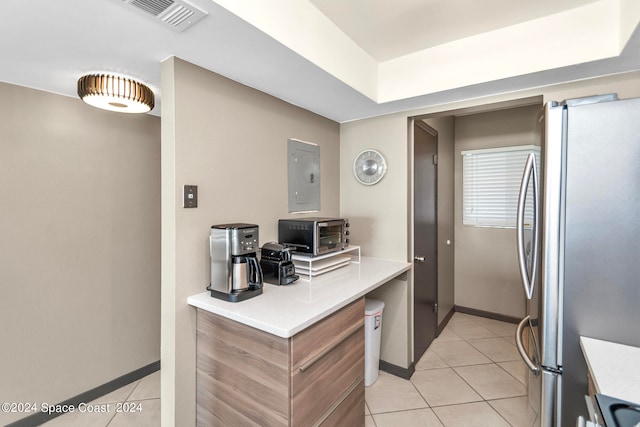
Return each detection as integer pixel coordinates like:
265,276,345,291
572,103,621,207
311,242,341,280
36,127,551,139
436,307,455,336
5,360,160,427
379,359,415,380
455,305,520,324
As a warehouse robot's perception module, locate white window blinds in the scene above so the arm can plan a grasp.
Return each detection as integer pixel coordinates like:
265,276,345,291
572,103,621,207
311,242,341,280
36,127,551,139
462,145,540,228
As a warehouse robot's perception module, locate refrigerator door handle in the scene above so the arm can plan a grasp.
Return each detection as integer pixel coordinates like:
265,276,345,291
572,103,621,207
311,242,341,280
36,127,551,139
516,153,539,300
516,315,540,375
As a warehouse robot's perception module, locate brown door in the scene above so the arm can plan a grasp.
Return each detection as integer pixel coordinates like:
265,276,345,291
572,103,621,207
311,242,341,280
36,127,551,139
413,121,438,362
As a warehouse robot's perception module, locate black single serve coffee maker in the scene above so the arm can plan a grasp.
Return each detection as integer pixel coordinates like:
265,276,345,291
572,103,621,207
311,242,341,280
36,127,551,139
260,242,299,286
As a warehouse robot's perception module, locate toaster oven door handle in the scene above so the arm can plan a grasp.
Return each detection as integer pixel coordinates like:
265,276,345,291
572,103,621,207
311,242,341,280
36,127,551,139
316,219,345,227
317,220,342,227
281,243,310,250
298,322,362,372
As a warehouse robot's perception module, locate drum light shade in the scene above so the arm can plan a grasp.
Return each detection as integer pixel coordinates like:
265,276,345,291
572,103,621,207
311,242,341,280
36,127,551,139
77,74,155,113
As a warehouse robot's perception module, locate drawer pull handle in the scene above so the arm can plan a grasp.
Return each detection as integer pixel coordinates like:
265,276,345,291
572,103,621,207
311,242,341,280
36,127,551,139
299,322,362,372
312,377,363,427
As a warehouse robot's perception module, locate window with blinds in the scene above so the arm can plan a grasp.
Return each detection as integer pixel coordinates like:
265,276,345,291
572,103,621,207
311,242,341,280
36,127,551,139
462,145,540,228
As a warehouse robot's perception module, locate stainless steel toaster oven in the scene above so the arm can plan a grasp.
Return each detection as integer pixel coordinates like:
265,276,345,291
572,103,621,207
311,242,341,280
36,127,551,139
278,218,350,257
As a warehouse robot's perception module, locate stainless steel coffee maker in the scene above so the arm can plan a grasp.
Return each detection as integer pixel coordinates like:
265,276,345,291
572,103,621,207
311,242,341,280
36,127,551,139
208,223,263,302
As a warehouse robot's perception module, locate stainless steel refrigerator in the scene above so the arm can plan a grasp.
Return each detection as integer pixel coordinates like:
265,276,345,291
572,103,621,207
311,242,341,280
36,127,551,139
515,94,640,427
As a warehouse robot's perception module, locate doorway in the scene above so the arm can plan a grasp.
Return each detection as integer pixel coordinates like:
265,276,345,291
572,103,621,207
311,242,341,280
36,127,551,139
413,121,438,362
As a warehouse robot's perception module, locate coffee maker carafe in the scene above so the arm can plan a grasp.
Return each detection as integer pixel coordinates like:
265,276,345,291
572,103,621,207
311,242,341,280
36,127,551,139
208,223,263,302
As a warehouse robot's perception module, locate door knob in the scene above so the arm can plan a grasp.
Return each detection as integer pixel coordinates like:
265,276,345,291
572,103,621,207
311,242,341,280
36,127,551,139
414,256,426,263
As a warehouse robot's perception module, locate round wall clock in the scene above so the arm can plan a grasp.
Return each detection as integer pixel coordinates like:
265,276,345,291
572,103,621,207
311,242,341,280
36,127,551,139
353,149,387,185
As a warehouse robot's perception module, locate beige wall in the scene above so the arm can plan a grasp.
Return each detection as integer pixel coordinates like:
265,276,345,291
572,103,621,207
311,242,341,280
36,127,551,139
339,71,640,368
340,114,411,367
0,82,161,425
453,105,541,318
340,115,455,368
161,57,340,425
340,114,409,260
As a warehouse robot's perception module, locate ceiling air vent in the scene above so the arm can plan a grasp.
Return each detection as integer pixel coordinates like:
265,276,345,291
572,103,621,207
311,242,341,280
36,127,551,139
130,0,174,16
120,0,207,32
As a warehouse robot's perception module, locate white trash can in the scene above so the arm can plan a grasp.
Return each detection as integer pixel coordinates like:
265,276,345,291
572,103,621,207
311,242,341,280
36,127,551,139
364,298,385,387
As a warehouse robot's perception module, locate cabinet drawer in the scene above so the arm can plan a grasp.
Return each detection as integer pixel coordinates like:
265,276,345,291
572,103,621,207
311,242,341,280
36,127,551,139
291,325,364,426
196,310,290,427
318,379,365,427
291,298,364,368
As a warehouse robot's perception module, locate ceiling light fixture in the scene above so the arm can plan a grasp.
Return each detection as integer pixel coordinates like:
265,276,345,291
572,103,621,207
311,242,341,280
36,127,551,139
77,74,155,114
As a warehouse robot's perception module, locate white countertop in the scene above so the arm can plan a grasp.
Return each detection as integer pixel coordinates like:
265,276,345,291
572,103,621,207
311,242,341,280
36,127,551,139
187,257,411,338
580,336,640,403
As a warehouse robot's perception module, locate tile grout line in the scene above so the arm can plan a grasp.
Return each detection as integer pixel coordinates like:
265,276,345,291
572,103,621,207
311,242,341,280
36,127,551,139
367,313,525,426
458,316,524,426
457,318,522,396
105,379,141,427
438,314,522,425
102,409,119,427
365,398,379,427
407,366,433,410
464,335,528,387
495,358,528,387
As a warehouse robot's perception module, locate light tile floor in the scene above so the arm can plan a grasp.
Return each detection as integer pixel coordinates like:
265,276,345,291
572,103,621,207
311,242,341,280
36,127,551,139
365,312,536,427
43,312,533,426
41,370,160,426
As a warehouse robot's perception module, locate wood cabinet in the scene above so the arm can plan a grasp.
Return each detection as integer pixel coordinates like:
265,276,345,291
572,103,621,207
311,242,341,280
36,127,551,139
585,370,605,425
196,298,365,427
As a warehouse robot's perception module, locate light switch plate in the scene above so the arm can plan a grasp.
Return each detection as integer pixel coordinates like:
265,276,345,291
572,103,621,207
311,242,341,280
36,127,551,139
183,185,198,208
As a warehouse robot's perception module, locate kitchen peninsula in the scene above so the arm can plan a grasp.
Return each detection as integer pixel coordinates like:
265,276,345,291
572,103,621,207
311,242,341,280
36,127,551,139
580,337,640,425
188,257,411,426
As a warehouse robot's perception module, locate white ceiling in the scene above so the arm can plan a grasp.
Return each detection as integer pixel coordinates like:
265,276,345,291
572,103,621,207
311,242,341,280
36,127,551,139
1,0,638,122
309,0,603,61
